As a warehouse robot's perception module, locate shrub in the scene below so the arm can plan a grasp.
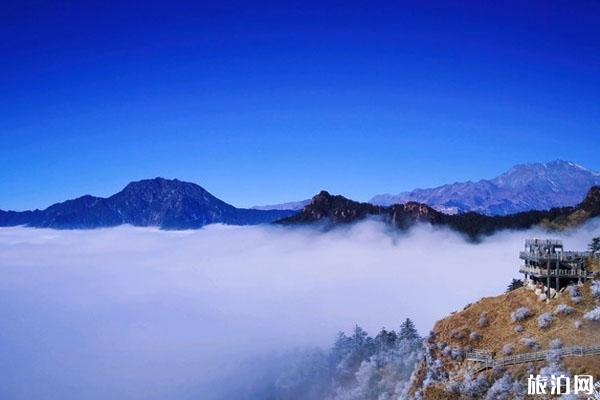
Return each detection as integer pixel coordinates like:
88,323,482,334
553,304,574,315
511,307,531,322
502,344,514,355
450,329,465,340
461,372,489,397
574,320,582,329
513,324,524,333
591,280,600,299
584,306,600,321
484,374,523,400
478,313,489,328
449,347,464,361
549,338,562,349
445,381,461,394
566,285,580,298
469,332,482,342
566,285,582,303
520,337,539,350
538,313,554,329
491,365,506,379
540,363,568,381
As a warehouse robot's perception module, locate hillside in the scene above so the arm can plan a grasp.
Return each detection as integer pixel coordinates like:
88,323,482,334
371,161,600,215
0,178,296,229
409,281,600,399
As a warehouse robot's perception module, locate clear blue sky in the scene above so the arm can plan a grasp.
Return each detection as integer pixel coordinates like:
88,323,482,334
1,1,599,210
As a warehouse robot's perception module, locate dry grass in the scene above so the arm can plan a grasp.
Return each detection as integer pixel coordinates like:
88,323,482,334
410,282,600,398
434,283,600,355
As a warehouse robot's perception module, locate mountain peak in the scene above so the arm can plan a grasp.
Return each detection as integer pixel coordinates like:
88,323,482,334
0,178,297,229
121,177,194,191
279,191,383,224
370,160,600,215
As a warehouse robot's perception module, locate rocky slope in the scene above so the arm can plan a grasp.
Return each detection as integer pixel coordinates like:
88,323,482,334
0,178,296,229
371,160,600,215
409,280,600,399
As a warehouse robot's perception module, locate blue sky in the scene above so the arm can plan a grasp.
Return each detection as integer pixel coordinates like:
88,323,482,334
1,1,599,210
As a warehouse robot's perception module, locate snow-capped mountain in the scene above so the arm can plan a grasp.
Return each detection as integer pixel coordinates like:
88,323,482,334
251,199,311,211
370,160,600,215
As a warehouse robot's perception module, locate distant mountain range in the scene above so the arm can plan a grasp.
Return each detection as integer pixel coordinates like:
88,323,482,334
0,178,296,229
279,186,600,239
2,160,599,233
251,199,310,211
370,160,600,215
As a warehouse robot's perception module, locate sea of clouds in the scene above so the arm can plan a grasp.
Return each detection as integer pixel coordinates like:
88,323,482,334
1,220,599,399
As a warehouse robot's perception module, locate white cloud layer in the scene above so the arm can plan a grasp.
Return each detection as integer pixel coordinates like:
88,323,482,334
0,220,599,399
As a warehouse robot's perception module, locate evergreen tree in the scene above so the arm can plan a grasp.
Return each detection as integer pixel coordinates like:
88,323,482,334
330,331,352,366
589,237,600,253
374,328,397,352
506,278,524,292
351,325,369,348
398,318,419,341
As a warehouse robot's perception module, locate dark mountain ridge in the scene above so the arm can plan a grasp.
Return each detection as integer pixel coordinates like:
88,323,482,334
3,178,599,235
279,186,600,239
0,178,296,229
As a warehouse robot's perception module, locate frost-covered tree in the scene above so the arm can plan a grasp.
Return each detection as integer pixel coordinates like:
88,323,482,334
422,332,447,388
511,307,531,322
330,332,353,367
566,284,583,303
502,344,514,355
520,337,539,350
591,280,600,299
584,306,600,321
351,325,369,348
460,371,489,398
484,373,524,400
324,321,424,400
478,313,489,328
333,325,375,386
537,313,554,329
274,348,331,399
589,237,600,253
553,304,574,315
374,328,397,351
398,318,420,341
540,339,569,384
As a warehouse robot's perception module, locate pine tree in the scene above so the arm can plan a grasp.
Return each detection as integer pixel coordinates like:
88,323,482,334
351,325,369,348
589,237,600,253
506,278,524,292
398,318,419,341
374,328,397,351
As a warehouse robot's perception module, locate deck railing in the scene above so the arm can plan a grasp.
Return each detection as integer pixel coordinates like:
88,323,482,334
519,251,591,262
518,265,593,278
467,345,600,374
